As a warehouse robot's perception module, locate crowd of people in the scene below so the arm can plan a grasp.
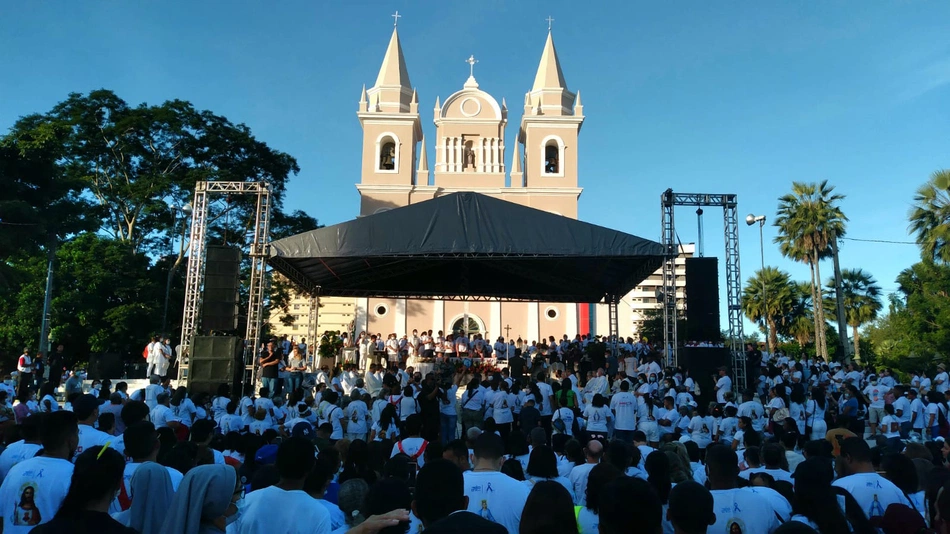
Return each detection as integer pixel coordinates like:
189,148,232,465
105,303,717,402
4,334,950,534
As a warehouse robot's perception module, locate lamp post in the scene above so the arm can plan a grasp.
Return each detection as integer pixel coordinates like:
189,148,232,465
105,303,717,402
162,202,193,338
746,214,768,354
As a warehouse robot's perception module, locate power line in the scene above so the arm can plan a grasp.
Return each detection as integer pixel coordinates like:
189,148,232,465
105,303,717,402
840,237,916,245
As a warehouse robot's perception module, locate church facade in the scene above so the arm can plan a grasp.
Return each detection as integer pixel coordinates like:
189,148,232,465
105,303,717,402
352,26,588,343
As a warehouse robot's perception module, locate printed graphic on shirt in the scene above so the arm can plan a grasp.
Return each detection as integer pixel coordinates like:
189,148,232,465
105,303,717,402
478,500,496,522
13,483,42,526
726,518,746,533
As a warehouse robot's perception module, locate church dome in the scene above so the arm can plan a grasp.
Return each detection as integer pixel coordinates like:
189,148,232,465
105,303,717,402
439,77,503,122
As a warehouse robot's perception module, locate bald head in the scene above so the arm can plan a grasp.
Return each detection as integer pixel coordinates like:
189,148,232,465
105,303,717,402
586,440,604,462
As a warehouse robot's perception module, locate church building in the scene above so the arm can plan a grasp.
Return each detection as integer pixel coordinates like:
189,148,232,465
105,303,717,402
351,23,588,343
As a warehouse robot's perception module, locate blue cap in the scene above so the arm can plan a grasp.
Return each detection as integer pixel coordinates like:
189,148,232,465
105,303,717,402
254,444,278,465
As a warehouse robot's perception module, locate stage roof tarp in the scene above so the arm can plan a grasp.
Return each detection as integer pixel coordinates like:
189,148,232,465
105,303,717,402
268,192,665,302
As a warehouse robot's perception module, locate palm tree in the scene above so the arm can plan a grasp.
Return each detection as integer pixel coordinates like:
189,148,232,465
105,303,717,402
784,281,815,349
774,181,848,361
822,269,882,361
741,267,794,356
909,169,950,263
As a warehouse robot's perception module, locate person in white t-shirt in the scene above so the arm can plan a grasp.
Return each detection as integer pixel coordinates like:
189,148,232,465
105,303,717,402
344,391,370,442
391,415,428,469
110,421,185,513
862,376,887,436
0,411,77,533
833,437,908,521
237,437,331,534
71,394,112,462
463,432,529,534
150,393,182,432
715,368,732,404
552,400,575,437
570,440,603,507
0,415,42,481
609,381,639,442
935,364,949,394
143,376,163,410
705,444,784,533
583,395,613,441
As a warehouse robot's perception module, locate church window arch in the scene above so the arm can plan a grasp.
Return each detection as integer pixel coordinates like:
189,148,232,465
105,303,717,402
376,132,399,172
541,136,564,176
448,313,486,337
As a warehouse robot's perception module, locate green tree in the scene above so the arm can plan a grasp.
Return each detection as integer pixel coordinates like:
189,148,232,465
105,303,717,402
741,267,794,355
822,268,882,362
783,281,816,350
909,169,950,263
774,181,848,361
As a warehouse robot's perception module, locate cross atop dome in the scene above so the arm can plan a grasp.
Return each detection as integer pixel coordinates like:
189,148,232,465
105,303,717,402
546,16,554,31
392,11,401,27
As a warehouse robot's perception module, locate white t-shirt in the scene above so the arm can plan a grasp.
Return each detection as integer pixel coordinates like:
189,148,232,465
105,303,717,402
536,382,554,416
391,437,428,467
863,384,887,408
570,462,597,506
74,424,112,461
492,394,514,424
237,485,331,534
344,401,369,435
144,384,163,410
709,487,783,534
150,405,182,429
738,400,765,432
688,415,714,448
0,456,73,533
576,507,599,534
553,407,575,436
440,385,459,416
583,405,613,433
371,421,398,442
462,470,530,534
610,392,639,431
716,375,732,403
832,472,908,520
326,405,345,440
0,441,42,481
881,414,901,438
936,372,950,394
892,397,912,424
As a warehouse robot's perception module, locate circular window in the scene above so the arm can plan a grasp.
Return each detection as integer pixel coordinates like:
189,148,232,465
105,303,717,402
460,97,482,117
545,307,559,320
374,304,389,317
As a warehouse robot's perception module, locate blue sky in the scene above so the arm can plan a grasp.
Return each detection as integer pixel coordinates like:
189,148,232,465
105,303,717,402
2,1,949,334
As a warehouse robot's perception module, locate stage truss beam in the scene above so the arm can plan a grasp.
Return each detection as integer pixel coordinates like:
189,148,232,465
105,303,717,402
178,181,273,392
660,189,746,392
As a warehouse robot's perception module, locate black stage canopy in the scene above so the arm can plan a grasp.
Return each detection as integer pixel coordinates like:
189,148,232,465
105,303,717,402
268,192,665,303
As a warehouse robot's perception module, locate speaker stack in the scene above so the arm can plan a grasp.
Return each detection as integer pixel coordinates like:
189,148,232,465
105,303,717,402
684,257,721,342
188,335,243,395
202,246,242,333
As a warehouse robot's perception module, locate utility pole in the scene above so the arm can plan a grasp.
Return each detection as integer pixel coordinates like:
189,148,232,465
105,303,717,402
831,234,851,361
38,239,56,356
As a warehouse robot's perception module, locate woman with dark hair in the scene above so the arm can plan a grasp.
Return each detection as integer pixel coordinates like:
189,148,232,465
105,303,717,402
370,404,399,444
32,447,135,533
576,463,622,534
881,453,927,522
520,481,578,534
583,394,613,443
557,378,576,411
789,386,807,437
789,457,875,534
507,430,531,470
211,384,231,422
926,390,947,440
171,387,197,427
340,439,378,486
501,458,525,481
806,387,828,441
644,450,674,534
460,378,485,435
523,445,574,499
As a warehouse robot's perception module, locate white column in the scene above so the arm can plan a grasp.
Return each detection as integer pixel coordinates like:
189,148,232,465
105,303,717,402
355,298,369,335
438,137,445,171
493,138,499,173
396,298,407,336
479,138,486,172
528,302,540,343
566,302,578,338
500,143,505,173
490,300,502,340
455,138,463,172
434,300,445,334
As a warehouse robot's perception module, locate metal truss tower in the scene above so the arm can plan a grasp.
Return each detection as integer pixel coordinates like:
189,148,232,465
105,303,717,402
661,189,746,392
178,181,273,389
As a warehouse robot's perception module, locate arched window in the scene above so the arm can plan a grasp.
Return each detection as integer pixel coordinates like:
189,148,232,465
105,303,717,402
451,316,482,337
544,140,560,175
379,136,396,171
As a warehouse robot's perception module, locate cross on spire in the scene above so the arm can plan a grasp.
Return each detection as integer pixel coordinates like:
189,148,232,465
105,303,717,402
546,16,555,31
466,55,478,77
391,11,401,27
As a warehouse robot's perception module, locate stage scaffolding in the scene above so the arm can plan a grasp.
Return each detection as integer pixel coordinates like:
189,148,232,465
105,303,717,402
178,181,273,389
660,189,746,392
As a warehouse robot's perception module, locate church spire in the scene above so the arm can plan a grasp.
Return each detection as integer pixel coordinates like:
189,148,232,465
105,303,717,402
375,27,412,89
531,31,568,93
510,141,524,187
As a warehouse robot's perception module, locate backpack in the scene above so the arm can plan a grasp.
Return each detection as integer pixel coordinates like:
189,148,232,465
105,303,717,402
553,409,567,433
142,343,150,360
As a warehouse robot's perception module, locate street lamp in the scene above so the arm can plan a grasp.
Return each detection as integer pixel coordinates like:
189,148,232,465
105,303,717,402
162,202,193,338
746,214,768,354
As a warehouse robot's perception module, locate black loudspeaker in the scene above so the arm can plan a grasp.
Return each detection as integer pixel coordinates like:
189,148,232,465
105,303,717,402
88,353,124,379
202,246,242,332
189,335,243,395
685,257,720,342
680,346,731,409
